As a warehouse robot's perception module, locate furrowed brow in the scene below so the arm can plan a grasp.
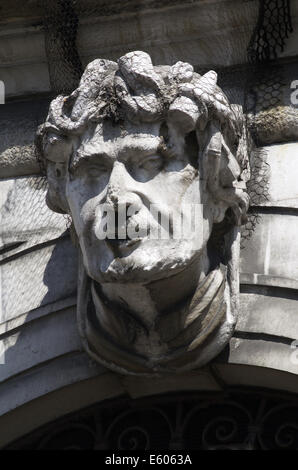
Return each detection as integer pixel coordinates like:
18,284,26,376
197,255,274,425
69,151,115,172
117,139,163,161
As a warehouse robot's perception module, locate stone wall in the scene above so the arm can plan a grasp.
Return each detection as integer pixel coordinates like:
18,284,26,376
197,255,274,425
0,0,298,447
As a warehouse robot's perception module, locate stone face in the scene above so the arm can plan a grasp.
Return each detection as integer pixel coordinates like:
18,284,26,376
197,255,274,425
37,51,250,375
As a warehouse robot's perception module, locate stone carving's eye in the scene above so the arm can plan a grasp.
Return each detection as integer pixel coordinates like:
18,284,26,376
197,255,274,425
71,158,109,178
139,155,163,171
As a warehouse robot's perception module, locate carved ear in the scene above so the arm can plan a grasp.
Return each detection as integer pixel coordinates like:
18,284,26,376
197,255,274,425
203,121,249,226
38,131,72,214
46,161,69,214
43,132,72,163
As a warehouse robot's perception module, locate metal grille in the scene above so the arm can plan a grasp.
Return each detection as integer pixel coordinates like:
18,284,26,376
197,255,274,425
8,390,298,450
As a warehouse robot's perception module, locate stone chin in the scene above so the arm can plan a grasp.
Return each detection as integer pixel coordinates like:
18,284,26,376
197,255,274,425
81,236,208,284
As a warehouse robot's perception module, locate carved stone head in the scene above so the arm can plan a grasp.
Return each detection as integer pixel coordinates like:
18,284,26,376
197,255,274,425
36,51,250,375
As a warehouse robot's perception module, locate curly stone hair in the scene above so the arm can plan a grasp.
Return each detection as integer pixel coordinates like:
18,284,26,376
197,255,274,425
36,50,250,225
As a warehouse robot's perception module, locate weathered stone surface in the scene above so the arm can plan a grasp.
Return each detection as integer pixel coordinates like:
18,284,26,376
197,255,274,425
0,351,106,418
240,273,298,291
241,213,298,283
0,99,50,177
0,175,77,323
0,175,65,253
227,337,298,376
122,370,221,399
1,0,298,449
1,63,50,99
246,61,298,146
261,143,298,209
0,307,81,383
0,22,49,98
238,290,298,338
0,239,77,323
0,144,39,178
0,0,43,24
37,50,250,375
214,363,298,395
78,0,258,68
0,366,122,448
0,296,76,337
0,1,259,100
249,106,298,146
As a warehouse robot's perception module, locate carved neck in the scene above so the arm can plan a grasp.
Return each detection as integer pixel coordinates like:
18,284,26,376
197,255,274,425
77,248,230,374
99,249,210,326
89,262,227,364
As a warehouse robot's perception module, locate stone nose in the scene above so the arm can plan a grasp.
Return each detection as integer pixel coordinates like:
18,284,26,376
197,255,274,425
105,161,142,216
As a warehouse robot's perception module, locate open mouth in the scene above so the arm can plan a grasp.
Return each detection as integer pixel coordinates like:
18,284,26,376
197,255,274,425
105,221,147,251
101,208,151,252
106,236,142,248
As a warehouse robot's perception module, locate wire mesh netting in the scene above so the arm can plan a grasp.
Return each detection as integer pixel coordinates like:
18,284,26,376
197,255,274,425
38,0,292,248
39,0,294,95
42,0,83,94
41,0,200,94
0,176,73,321
1,0,294,263
241,0,294,244
248,0,293,63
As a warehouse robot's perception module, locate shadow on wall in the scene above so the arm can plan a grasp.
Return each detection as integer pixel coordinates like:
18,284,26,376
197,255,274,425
0,229,81,406
0,99,50,178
